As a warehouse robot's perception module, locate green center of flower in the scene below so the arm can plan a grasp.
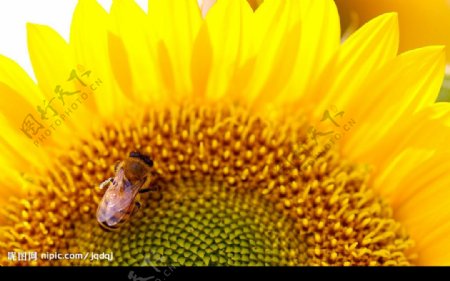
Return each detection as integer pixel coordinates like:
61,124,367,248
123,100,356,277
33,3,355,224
0,106,414,266
76,182,305,266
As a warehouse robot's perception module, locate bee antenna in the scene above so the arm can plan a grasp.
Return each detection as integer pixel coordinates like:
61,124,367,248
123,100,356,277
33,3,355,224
129,151,140,158
129,151,154,167
141,156,154,167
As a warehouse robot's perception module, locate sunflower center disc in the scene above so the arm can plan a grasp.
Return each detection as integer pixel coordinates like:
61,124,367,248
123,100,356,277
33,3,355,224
1,106,414,266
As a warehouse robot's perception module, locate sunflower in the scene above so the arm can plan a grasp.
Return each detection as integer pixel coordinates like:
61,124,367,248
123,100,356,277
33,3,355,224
1,0,449,266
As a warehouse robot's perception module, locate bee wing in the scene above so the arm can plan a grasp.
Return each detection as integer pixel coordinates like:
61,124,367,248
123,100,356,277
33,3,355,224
97,170,142,226
107,180,145,224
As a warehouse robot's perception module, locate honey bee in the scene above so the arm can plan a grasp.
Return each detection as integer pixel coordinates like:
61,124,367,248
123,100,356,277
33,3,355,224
96,151,156,231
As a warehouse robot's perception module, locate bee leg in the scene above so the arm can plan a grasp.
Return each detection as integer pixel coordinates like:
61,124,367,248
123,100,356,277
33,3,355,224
114,161,121,172
131,201,141,216
139,184,160,194
138,176,159,194
99,178,113,189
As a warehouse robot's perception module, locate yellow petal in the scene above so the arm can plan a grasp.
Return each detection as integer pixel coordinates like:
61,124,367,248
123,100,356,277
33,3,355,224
365,103,450,265
284,0,340,103
343,46,446,163
28,24,75,99
0,112,49,176
70,0,123,116
191,22,212,100
200,0,253,101
0,55,43,129
148,0,202,97
0,142,25,201
27,23,95,140
0,55,59,157
245,0,302,110
310,13,399,118
107,32,133,101
110,0,165,103
0,55,43,107
375,150,450,265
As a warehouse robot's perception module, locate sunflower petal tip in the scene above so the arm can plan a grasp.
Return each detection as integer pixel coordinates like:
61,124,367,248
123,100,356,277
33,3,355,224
384,12,398,19
370,12,399,28
417,45,446,61
429,45,446,62
25,22,47,34
25,22,37,30
433,45,446,53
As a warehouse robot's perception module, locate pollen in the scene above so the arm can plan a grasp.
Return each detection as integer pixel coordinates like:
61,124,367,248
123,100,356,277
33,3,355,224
0,106,414,266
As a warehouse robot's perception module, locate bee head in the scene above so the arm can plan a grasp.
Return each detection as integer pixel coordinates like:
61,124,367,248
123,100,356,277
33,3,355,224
129,151,153,168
